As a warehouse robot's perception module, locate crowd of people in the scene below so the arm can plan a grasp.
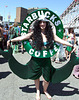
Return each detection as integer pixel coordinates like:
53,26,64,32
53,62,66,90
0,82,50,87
0,22,78,63
51,28,77,63
0,22,25,54
0,23,78,60
0,24,8,50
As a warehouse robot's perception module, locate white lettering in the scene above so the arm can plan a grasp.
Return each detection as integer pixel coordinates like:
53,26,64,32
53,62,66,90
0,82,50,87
21,32,26,36
21,27,27,31
26,16,33,23
45,11,50,18
43,51,47,57
54,45,58,51
29,49,34,54
35,51,40,57
38,11,44,17
49,50,53,56
55,20,61,26
23,23,29,28
31,13,38,20
50,14,57,22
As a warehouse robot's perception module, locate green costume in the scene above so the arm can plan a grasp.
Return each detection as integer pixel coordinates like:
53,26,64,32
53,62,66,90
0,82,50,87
0,48,79,84
0,9,78,84
66,41,72,52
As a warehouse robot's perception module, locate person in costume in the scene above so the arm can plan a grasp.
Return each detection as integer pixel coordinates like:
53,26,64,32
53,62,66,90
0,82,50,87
65,28,76,60
6,16,76,100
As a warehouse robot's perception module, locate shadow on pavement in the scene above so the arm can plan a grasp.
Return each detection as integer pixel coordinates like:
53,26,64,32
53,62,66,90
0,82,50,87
19,84,36,93
0,58,8,64
0,71,12,79
48,82,79,96
19,81,79,97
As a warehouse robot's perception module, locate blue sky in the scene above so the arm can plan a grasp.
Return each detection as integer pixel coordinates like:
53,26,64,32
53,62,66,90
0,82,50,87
0,0,73,22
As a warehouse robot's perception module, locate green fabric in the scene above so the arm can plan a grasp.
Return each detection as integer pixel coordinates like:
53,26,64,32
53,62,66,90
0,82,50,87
14,27,19,36
50,52,79,83
0,48,79,84
9,27,19,40
9,56,54,81
66,41,72,52
66,46,72,52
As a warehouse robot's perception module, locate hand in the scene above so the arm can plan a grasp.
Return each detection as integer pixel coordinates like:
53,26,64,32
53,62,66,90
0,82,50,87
7,40,11,49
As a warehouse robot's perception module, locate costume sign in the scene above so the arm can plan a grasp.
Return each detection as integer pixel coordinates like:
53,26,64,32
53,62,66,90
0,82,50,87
21,9,63,58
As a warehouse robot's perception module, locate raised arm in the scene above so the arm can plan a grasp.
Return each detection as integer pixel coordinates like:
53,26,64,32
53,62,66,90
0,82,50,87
7,32,33,49
11,32,32,42
54,34,73,47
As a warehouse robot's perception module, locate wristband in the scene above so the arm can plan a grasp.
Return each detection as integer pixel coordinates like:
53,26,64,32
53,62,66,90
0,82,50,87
72,45,74,49
10,40,12,44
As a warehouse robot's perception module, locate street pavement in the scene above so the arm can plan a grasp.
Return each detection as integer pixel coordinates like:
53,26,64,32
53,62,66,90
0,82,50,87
0,51,79,100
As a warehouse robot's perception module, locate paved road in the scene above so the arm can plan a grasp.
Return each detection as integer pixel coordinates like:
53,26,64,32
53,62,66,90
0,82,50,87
0,51,79,100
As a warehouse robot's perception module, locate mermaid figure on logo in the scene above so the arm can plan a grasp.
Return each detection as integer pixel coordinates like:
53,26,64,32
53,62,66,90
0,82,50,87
0,15,78,100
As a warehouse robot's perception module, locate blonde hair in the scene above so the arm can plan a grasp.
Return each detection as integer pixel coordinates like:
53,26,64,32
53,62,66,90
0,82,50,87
14,22,18,27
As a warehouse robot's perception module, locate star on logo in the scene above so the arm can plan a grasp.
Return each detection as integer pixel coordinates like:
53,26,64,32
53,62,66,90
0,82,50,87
24,41,27,44
58,29,61,32
38,15,48,22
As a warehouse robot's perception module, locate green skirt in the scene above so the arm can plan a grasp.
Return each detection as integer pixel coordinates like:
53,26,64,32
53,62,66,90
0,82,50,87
66,41,72,52
9,56,54,82
66,46,72,52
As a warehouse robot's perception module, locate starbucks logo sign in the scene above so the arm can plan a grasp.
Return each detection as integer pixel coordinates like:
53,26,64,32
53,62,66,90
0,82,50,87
21,9,63,58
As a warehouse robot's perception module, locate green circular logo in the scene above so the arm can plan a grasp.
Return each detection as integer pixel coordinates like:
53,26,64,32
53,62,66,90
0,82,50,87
21,9,63,58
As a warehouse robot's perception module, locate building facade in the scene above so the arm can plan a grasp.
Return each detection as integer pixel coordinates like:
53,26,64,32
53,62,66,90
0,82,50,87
60,0,79,33
15,7,28,23
15,7,48,23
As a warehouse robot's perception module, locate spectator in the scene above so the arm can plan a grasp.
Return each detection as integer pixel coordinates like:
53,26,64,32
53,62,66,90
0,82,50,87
9,22,20,54
65,28,76,60
0,24,4,50
3,24,9,49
